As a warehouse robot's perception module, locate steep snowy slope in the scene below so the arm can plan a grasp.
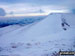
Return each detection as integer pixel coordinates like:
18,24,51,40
0,13,75,46
22,13,63,37
0,13,63,41
0,13,75,56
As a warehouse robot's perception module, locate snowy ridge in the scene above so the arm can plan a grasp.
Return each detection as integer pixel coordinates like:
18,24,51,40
0,13,75,56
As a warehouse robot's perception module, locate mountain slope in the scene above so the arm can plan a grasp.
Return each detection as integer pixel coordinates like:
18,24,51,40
0,13,75,56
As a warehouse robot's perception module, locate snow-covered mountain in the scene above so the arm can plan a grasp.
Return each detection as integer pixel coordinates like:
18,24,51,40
0,13,75,56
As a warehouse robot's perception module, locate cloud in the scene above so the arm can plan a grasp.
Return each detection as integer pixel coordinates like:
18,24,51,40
0,8,6,16
0,0,75,14
0,4,69,14
0,0,62,4
0,0,75,9
0,0,75,6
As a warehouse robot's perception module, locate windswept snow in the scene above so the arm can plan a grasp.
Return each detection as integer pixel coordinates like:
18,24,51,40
0,13,75,56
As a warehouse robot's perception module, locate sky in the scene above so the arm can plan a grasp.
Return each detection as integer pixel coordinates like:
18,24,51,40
0,0,75,15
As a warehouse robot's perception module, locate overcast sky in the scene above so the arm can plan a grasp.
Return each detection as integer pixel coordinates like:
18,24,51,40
0,0,75,14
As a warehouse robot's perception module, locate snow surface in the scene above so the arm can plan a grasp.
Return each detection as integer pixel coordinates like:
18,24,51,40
0,25,22,36
0,13,75,56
